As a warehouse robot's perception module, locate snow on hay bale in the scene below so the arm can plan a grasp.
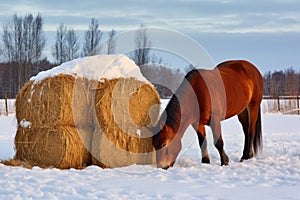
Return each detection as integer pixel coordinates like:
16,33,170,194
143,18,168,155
11,54,160,169
91,78,160,168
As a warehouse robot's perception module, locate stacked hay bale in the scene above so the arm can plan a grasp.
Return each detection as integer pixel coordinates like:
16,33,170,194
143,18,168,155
12,54,161,169
14,75,96,169
91,78,160,168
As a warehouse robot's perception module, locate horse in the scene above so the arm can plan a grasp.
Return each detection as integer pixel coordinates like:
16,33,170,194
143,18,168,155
152,60,263,169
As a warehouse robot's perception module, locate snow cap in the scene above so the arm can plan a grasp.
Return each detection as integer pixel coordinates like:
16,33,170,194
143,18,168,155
30,54,148,83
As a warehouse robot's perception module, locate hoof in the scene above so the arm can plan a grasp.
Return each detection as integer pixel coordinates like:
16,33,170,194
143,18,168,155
240,153,253,162
221,154,229,166
240,156,247,162
202,157,210,164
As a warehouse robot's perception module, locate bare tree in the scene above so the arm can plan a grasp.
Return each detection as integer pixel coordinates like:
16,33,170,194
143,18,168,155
23,14,33,64
2,22,14,62
285,67,299,96
133,24,151,66
107,29,117,54
2,14,22,89
82,18,103,56
0,47,3,61
263,71,272,96
52,23,67,64
52,24,80,64
13,14,23,64
1,13,46,89
66,28,80,60
32,14,46,65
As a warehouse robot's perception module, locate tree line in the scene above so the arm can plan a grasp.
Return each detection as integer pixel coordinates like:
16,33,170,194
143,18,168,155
1,13,299,100
264,68,300,98
0,13,184,98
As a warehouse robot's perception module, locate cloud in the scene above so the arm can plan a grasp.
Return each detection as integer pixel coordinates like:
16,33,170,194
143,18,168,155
0,0,300,34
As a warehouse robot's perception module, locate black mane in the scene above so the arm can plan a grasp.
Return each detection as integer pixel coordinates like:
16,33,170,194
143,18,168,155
163,69,198,131
164,94,181,131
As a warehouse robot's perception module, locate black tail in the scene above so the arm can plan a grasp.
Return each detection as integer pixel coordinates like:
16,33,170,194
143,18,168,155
253,107,263,155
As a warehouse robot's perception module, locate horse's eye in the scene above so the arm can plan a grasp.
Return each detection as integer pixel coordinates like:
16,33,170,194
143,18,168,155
161,143,167,148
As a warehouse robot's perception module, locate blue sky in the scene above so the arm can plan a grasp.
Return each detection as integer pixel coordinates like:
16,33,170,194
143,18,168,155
0,0,300,73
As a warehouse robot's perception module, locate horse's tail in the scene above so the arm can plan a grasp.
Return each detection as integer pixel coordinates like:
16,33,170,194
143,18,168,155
254,107,263,156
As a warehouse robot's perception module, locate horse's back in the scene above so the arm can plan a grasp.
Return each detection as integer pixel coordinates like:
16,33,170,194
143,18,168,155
184,60,263,121
216,60,262,79
216,60,263,97
216,60,264,117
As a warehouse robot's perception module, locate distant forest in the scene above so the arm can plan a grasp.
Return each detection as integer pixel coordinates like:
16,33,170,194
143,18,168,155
0,13,299,99
264,68,300,97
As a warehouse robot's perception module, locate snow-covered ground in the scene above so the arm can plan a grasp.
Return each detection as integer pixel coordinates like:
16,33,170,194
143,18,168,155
0,99,300,199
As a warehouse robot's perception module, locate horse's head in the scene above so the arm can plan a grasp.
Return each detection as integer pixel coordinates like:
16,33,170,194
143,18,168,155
152,124,182,170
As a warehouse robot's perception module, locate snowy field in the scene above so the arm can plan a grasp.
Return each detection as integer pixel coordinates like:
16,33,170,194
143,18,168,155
0,99,300,199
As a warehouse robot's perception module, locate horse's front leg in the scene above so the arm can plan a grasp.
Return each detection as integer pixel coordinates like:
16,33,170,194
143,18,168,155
210,118,229,166
193,123,210,164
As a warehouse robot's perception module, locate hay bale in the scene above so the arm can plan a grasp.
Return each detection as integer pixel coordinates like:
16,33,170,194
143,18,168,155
15,74,96,128
91,78,160,168
13,73,160,169
13,74,96,169
14,126,92,169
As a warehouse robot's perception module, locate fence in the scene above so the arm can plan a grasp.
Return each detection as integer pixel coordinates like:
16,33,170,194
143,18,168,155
1,97,299,116
0,98,15,116
263,96,300,114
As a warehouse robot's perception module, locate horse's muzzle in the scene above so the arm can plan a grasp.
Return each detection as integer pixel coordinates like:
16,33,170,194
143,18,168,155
157,161,174,170
162,166,170,170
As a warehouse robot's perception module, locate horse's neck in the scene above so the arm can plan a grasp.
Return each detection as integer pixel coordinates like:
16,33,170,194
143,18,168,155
165,81,196,138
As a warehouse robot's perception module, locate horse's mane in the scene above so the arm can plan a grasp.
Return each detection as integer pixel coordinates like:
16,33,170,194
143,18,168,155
163,69,198,131
164,94,181,131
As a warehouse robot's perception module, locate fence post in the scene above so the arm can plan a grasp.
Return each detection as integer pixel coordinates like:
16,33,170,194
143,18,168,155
277,96,280,113
5,94,8,116
297,95,300,115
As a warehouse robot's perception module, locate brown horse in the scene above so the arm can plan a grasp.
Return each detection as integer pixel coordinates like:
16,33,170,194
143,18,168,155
152,60,263,169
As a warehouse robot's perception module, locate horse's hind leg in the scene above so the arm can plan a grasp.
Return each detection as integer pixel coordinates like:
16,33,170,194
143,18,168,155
193,123,210,164
210,118,229,166
238,108,252,161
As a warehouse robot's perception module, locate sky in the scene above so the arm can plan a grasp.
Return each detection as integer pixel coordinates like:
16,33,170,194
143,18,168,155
0,0,300,73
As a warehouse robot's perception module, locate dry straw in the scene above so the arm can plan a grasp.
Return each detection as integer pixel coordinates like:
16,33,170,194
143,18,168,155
12,74,95,169
15,74,96,128
8,74,160,169
14,126,92,169
91,78,160,168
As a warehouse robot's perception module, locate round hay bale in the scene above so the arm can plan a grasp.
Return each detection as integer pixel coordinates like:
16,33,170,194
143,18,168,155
91,78,160,168
14,126,92,169
15,74,96,128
